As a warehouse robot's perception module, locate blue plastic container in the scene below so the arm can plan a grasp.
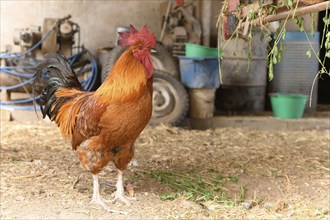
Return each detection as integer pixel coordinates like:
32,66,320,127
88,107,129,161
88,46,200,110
179,57,220,89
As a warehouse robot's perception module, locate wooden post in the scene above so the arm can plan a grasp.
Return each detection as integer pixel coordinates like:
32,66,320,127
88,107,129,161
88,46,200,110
201,0,212,46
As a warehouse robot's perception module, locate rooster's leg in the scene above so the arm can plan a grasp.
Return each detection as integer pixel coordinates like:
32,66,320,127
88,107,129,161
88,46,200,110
89,174,128,215
110,169,135,206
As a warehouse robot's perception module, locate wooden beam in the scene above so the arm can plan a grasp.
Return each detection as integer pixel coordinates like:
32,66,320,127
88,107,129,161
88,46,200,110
248,1,329,26
240,0,274,17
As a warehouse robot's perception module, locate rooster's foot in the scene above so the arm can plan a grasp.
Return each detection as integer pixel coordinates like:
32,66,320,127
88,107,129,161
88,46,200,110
89,196,128,215
109,191,137,206
90,174,128,214
109,169,137,206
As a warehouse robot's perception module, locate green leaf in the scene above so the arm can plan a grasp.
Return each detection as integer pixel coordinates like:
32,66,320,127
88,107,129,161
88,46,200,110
230,175,239,183
311,13,315,37
268,62,274,81
260,32,264,41
282,29,286,40
300,25,304,32
267,35,272,43
325,41,330,50
160,193,180,201
306,50,312,58
278,42,283,63
273,45,278,56
288,0,293,8
248,29,253,40
248,51,252,62
273,55,277,64
298,17,304,31
311,28,315,38
278,51,283,63
320,67,327,74
248,11,255,20
274,27,281,39
293,18,299,25
326,51,330,59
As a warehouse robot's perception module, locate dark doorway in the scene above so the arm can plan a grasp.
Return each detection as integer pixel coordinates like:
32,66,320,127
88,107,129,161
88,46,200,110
317,10,330,105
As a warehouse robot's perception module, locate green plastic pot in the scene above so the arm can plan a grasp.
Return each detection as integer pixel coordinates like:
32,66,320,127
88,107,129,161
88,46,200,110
270,93,307,119
185,43,218,58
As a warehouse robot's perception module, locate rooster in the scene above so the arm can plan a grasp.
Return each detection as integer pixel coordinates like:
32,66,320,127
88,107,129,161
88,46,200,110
33,25,156,214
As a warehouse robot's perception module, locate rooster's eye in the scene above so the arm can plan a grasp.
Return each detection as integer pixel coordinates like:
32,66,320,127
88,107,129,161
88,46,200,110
138,45,144,50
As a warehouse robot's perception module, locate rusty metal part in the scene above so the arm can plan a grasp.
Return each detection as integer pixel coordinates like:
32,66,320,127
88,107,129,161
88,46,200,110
1,16,77,94
41,18,58,54
160,1,201,55
58,19,76,57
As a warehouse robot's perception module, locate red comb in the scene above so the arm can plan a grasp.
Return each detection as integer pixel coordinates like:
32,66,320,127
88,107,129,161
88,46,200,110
118,25,156,49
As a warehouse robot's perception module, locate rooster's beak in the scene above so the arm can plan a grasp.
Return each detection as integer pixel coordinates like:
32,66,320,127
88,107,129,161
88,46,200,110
150,49,157,53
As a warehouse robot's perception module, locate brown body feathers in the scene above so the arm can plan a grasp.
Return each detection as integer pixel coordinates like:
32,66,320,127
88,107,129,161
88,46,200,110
33,46,153,174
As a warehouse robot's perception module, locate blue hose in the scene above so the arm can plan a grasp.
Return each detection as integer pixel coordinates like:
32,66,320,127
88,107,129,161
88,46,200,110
0,105,40,111
0,78,34,90
0,16,98,111
1,69,34,78
2,66,36,69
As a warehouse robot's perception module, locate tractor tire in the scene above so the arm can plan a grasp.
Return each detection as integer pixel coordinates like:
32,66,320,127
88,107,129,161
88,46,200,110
101,42,179,82
150,70,189,125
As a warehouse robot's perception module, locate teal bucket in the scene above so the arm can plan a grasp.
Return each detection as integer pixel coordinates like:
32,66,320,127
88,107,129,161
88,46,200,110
185,43,218,58
270,93,308,119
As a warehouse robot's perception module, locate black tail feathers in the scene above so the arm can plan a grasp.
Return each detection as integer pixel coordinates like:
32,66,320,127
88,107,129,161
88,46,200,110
33,52,82,119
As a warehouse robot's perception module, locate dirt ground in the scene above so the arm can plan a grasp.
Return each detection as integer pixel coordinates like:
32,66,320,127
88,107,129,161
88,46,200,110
0,120,329,219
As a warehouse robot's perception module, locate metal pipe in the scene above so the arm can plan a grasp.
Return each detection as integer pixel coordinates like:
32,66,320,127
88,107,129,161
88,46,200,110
160,0,172,41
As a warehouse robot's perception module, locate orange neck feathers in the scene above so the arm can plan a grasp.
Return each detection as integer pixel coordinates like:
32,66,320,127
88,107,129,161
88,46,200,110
94,47,150,103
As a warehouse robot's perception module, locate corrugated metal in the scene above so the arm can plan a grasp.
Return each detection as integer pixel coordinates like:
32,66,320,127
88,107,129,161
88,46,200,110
269,32,320,110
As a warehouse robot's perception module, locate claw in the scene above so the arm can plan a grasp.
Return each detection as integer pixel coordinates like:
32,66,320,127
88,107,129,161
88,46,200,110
110,169,137,206
110,191,135,206
90,174,128,215
89,197,128,215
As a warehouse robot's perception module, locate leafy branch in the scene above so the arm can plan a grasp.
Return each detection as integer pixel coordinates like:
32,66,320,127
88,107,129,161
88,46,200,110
218,0,330,81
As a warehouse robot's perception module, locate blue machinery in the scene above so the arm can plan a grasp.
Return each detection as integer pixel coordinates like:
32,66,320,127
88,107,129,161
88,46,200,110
0,15,98,111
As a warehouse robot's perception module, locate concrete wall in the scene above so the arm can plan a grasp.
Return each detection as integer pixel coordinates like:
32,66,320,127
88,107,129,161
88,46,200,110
0,1,165,54
0,0,318,55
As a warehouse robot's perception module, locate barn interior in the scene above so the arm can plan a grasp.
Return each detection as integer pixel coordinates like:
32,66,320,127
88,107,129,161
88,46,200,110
0,0,329,219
